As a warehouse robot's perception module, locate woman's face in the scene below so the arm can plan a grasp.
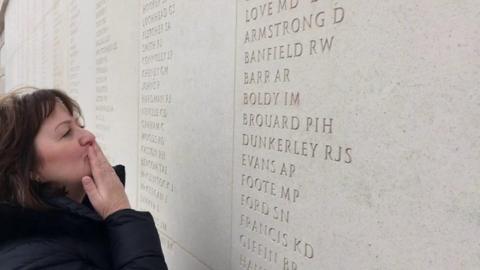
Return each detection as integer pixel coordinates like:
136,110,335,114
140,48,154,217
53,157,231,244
34,102,95,186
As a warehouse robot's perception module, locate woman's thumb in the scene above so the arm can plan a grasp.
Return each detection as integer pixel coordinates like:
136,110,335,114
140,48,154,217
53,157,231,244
82,176,100,204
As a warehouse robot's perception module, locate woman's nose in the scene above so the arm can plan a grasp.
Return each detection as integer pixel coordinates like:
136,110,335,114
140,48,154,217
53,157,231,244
79,129,96,146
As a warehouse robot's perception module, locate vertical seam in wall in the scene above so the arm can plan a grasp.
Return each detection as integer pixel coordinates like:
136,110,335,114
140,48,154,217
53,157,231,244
230,0,239,269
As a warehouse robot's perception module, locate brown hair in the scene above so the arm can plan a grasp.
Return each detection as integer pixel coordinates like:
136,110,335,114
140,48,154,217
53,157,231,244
0,87,83,210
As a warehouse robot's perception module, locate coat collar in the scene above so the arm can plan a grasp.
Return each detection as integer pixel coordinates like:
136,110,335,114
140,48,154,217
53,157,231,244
42,164,126,221
44,196,102,221
0,165,126,242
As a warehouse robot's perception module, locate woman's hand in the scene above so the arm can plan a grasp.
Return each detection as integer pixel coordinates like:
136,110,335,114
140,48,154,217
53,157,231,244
81,142,131,219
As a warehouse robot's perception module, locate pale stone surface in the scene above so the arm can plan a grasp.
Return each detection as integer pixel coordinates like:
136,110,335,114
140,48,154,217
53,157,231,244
93,0,140,206
234,1,480,269
137,1,235,269
3,1,480,270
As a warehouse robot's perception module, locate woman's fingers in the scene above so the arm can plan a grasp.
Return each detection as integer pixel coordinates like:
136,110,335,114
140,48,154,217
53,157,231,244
87,145,103,183
92,142,111,168
84,142,131,219
88,143,113,182
82,176,101,205
93,142,107,163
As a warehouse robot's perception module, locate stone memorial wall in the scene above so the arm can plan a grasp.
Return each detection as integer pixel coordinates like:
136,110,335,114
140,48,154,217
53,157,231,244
3,0,480,269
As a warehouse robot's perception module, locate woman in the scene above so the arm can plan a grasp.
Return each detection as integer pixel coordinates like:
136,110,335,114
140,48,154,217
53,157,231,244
0,88,168,269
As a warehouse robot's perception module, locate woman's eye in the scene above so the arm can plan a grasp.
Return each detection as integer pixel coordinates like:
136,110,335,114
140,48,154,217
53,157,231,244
63,129,71,137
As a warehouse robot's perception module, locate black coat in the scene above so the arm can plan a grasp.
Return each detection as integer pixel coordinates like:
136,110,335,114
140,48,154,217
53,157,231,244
0,165,168,270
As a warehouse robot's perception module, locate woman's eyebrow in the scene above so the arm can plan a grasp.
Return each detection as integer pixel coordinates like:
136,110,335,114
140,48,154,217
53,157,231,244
54,120,72,131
